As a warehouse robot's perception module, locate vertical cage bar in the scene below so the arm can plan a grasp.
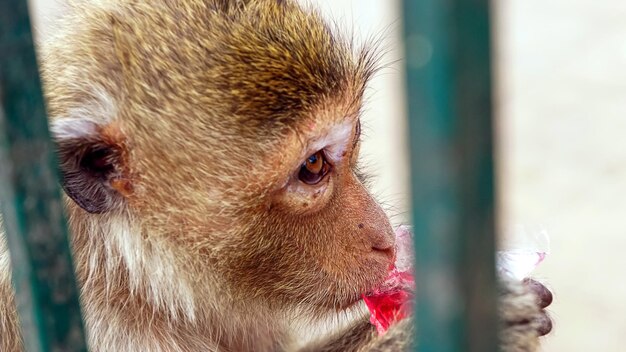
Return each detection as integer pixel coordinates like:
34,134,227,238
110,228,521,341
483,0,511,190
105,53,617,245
402,0,498,351
0,1,88,351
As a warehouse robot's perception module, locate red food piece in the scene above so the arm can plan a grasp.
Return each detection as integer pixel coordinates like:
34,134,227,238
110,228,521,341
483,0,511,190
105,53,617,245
362,267,414,335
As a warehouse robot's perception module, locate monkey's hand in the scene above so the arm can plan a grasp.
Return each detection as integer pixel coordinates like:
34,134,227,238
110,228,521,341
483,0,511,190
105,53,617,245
358,277,553,352
301,277,552,352
499,277,553,352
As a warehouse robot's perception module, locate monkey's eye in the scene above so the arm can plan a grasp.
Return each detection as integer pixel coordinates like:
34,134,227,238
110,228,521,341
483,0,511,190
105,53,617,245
298,151,330,185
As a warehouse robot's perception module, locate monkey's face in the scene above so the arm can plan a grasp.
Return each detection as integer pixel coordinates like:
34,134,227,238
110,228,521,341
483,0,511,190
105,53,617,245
221,114,397,312
48,0,393,314
55,109,396,314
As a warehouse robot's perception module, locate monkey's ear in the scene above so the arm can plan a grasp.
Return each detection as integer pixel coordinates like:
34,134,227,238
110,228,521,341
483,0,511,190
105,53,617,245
51,118,130,214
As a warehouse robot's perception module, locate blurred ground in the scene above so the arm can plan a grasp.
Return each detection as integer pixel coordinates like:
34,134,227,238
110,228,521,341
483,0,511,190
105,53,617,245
29,0,626,351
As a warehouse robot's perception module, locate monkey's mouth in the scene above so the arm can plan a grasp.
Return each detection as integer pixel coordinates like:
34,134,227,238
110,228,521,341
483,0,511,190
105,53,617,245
343,227,412,309
359,227,415,332
328,226,414,312
361,225,414,296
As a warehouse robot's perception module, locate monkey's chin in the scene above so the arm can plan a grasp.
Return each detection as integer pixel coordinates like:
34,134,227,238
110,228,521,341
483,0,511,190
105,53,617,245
314,272,388,313
329,270,393,312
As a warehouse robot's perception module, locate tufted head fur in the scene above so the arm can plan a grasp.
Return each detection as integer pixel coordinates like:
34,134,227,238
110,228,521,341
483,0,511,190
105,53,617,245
0,0,393,351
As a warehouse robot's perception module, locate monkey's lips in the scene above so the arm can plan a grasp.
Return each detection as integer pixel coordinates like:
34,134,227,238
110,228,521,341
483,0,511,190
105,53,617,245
362,226,415,335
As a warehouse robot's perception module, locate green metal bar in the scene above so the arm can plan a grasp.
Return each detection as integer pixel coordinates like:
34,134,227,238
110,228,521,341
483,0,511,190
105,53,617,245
402,0,498,351
0,1,88,351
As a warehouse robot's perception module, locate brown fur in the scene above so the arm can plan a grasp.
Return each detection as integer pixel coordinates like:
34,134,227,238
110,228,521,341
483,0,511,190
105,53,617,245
0,235,21,352
0,1,550,351
2,0,387,351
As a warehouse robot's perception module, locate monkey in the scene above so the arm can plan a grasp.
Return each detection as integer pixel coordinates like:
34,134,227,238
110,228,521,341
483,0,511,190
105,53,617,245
0,0,553,351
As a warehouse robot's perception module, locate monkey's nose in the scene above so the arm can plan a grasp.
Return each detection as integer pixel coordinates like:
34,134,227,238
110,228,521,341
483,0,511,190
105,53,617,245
360,223,396,258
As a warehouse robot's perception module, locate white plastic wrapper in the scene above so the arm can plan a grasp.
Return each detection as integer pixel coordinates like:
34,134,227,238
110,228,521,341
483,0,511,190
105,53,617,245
390,225,548,281
497,226,550,281
393,225,414,272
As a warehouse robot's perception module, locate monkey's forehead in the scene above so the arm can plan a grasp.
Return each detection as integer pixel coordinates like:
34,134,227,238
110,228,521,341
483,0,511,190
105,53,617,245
42,0,379,134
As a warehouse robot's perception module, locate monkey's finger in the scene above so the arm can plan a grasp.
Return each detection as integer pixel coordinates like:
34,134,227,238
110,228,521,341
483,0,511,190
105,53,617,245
505,311,552,337
536,310,553,336
523,278,553,309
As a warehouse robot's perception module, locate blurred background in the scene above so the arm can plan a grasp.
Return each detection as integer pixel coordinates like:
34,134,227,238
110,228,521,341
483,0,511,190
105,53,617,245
29,0,626,350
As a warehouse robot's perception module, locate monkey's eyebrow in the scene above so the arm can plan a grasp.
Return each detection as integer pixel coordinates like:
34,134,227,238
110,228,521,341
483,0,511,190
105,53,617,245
304,120,354,162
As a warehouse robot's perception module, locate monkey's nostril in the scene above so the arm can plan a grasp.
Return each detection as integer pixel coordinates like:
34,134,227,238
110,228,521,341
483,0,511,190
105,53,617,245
371,245,395,259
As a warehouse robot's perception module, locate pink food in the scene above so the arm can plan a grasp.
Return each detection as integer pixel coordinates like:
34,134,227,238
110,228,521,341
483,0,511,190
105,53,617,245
362,226,415,335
